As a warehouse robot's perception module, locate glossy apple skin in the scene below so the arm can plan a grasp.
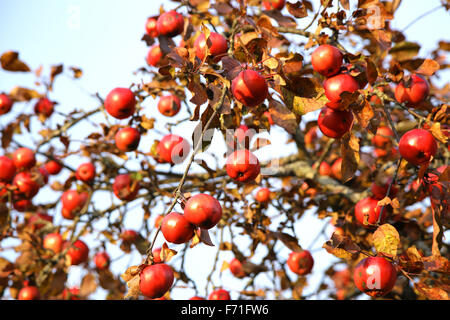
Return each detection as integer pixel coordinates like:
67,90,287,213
184,193,222,229
34,97,54,117
152,247,162,263
145,17,158,37
75,162,96,183
398,129,437,166
232,70,268,107
104,88,136,119
158,95,181,117
353,256,397,297
45,160,63,175
13,196,32,212
43,232,63,254
157,134,190,165
115,127,141,152
113,174,140,201
161,212,195,244
395,74,429,107
13,171,40,199
18,286,40,300
65,240,89,265
229,258,246,278
255,187,271,203
94,252,110,270
287,250,314,275
318,107,353,139
140,263,174,299
323,74,359,110
13,147,36,170
371,126,394,148
311,45,343,77
262,0,286,10
0,156,16,182
316,161,331,176
0,94,13,115
61,190,89,220
194,32,228,62
226,149,260,183
147,45,163,67
209,289,230,300
156,10,184,37
354,197,387,228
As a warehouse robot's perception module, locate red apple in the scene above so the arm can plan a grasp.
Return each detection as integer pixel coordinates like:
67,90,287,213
145,17,158,37
152,247,162,264
190,296,206,300
161,212,195,244
104,88,136,119
94,252,110,270
229,258,246,278
43,232,63,254
228,124,255,150
156,11,184,37
323,74,359,110
353,256,397,297
194,32,228,62
311,44,343,77
158,95,181,117
287,250,314,275
28,212,52,230
209,289,230,300
318,107,353,139
331,157,342,180
371,126,394,148
157,134,190,165
398,129,437,166
140,263,174,299
231,69,268,107
34,97,54,117
45,159,63,175
0,156,16,182
121,229,138,244
113,174,140,201
61,189,89,220
262,0,286,10
13,171,40,199
226,149,260,183
255,187,271,203
354,197,387,228
395,74,429,107
263,111,274,125
65,239,89,265
115,127,141,152
13,148,36,170
304,126,318,147
371,179,398,200
18,285,40,300
147,45,163,67
75,162,96,183
184,193,222,229
0,94,13,115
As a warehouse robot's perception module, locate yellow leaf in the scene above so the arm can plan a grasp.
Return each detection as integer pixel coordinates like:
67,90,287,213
373,224,400,257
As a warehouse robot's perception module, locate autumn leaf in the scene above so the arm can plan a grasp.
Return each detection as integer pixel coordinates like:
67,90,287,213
340,132,360,182
268,98,299,134
286,1,308,18
79,273,97,297
416,59,440,76
389,41,420,62
269,231,302,252
373,224,400,258
160,242,177,262
0,51,30,72
414,282,449,300
323,232,361,260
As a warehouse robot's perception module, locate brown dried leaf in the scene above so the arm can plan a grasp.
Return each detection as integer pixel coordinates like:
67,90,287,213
0,51,30,72
322,232,361,260
79,273,97,297
340,132,360,182
269,231,302,252
268,99,299,134
286,1,308,18
416,59,440,76
373,224,400,258
415,282,449,300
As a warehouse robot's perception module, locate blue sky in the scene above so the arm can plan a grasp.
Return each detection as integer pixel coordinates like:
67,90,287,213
0,0,449,300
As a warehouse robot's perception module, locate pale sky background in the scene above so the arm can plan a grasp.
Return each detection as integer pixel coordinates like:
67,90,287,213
0,0,449,300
